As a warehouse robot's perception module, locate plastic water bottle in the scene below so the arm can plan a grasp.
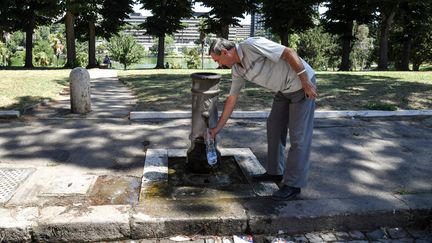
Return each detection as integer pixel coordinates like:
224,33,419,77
206,129,217,166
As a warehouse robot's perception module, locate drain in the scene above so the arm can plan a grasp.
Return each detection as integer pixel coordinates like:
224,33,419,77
0,168,35,204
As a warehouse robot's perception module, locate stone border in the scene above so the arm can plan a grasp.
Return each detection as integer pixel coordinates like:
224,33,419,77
0,110,20,118
129,109,432,120
140,148,278,201
0,193,431,241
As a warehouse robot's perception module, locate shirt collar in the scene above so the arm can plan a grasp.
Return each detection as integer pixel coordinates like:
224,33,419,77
236,44,243,61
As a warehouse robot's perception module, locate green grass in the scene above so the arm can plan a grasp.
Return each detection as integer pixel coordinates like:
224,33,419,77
119,69,432,111
118,69,275,111
317,71,432,110
0,69,70,111
1,69,431,112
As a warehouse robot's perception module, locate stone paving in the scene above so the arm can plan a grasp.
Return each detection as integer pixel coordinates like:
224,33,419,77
1,69,431,242
99,226,432,243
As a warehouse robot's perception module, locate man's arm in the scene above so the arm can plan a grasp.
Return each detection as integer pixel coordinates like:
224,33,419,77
209,94,239,138
281,48,317,99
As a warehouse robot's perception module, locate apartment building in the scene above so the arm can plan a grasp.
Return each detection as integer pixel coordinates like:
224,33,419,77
124,12,251,52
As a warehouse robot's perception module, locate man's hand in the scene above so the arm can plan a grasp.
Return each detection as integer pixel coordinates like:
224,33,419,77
281,48,318,99
209,127,219,139
302,78,317,99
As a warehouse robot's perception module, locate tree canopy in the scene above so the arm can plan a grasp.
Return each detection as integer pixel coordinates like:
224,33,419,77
322,0,374,71
199,0,257,39
261,0,320,47
139,0,193,68
0,0,60,67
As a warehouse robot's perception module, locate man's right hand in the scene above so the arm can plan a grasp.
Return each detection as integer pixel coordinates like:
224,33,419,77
209,128,218,139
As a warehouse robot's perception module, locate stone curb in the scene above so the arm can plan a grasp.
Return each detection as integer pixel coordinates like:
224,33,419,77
0,110,20,118
0,193,430,242
129,109,432,120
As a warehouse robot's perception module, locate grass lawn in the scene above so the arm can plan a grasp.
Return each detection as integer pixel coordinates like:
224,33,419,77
119,69,432,111
0,69,70,111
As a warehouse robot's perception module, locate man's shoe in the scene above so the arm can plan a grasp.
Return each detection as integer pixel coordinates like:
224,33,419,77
272,185,301,201
251,172,283,182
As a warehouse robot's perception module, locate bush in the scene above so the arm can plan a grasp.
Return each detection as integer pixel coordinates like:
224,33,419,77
365,102,398,111
184,48,200,69
297,26,340,71
108,33,145,70
76,52,88,67
34,52,50,66
11,51,24,66
33,39,54,66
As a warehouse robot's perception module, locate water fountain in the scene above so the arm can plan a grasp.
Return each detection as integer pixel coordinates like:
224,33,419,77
186,72,222,173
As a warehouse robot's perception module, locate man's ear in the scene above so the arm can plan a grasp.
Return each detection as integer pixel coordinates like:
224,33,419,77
221,48,228,56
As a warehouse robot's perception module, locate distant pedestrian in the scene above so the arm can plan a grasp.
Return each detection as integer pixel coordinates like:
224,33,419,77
208,37,317,201
165,62,170,69
103,55,112,68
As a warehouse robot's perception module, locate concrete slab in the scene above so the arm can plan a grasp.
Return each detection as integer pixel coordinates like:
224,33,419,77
0,110,20,118
131,199,248,239
0,207,38,242
39,174,97,196
245,194,410,234
33,205,131,242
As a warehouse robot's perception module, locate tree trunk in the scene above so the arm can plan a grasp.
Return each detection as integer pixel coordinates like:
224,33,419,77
87,21,97,68
24,17,34,68
398,35,411,71
156,35,165,69
377,6,397,70
201,42,204,69
412,61,421,71
339,21,354,71
280,32,289,47
65,11,77,68
221,25,229,39
250,12,256,37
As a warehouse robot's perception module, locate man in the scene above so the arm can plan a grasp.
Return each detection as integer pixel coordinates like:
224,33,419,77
103,55,111,68
208,37,317,200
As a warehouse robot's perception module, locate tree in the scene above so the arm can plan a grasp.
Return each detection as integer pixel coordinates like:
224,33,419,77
198,18,207,69
393,0,432,70
0,41,9,66
63,0,79,68
139,0,193,69
261,0,320,47
199,0,257,39
297,26,339,71
184,47,200,69
107,33,145,70
323,0,374,71
411,28,432,71
371,0,401,70
75,0,134,68
351,24,374,70
0,0,60,68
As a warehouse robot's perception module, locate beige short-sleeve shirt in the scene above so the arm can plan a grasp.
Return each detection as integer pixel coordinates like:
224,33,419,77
229,37,315,95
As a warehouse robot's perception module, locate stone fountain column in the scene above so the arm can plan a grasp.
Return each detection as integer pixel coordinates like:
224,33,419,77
186,72,222,173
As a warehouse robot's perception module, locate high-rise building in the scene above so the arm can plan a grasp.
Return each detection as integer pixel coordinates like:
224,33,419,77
123,12,251,52
250,4,271,38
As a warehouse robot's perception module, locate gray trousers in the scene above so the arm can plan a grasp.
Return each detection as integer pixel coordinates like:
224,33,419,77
266,76,316,188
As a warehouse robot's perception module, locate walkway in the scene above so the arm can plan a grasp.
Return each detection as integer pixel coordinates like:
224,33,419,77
27,69,136,119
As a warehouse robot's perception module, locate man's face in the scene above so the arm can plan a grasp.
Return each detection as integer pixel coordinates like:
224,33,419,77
210,48,235,68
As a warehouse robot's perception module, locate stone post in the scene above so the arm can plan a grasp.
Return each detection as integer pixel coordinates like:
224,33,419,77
69,67,91,114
